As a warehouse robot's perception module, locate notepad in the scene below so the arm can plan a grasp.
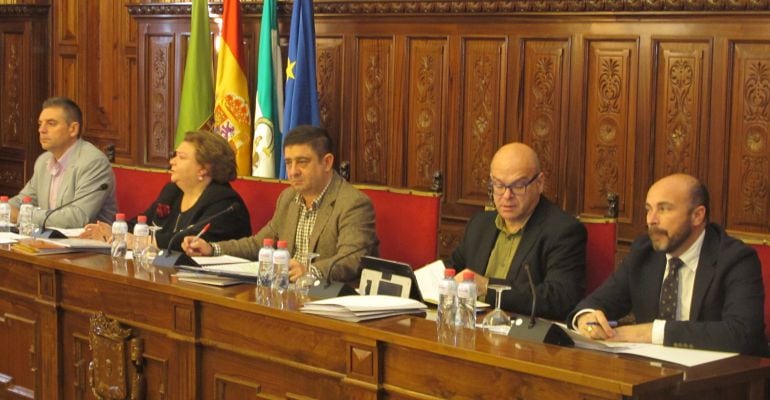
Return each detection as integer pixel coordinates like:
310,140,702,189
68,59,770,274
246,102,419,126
301,295,427,322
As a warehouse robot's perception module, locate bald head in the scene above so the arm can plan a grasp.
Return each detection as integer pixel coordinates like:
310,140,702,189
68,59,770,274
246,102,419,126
646,173,709,255
649,173,710,220
491,143,541,175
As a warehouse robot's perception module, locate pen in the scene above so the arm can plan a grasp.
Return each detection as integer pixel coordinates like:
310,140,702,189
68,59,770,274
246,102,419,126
194,223,211,240
586,321,618,328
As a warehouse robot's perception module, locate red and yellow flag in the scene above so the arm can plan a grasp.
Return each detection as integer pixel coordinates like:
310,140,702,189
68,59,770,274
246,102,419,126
214,0,252,176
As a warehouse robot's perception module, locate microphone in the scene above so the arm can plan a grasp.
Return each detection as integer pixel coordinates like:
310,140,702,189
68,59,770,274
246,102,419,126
35,183,110,239
308,239,379,300
507,262,574,346
152,203,240,268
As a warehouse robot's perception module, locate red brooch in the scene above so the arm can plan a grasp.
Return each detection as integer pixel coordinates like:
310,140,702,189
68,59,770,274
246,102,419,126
155,203,171,219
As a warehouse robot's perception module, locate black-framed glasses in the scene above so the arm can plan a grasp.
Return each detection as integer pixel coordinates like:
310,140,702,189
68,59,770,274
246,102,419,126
488,173,540,196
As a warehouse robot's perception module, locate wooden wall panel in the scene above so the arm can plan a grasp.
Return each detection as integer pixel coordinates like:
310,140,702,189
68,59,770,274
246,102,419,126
144,35,176,166
457,37,507,206
726,42,770,236
653,41,711,179
404,37,447,190
1,31,24,149
520,39,570,205
317,36,344,162
582,40,638,223
353,37,393,185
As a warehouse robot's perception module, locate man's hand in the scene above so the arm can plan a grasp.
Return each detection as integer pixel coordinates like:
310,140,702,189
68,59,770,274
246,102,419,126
288,259,306,282
182,235,212,256
80,221,111,242
607,323,653,344
454,268,490,297
576,310,616,340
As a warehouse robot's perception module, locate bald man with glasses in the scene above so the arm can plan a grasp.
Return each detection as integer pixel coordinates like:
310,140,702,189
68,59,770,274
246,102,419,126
448,143,586,320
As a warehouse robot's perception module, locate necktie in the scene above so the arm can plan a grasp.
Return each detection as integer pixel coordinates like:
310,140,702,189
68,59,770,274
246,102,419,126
658,257,684,320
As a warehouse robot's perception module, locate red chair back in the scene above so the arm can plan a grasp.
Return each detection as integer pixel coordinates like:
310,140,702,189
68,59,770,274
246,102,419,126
111,165,170,219
230,177,288,235
748,241,770,340
357,186,441,269
580,216,617,296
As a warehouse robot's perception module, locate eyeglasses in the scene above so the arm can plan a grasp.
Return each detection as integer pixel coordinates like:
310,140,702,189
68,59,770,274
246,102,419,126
488,174,540,196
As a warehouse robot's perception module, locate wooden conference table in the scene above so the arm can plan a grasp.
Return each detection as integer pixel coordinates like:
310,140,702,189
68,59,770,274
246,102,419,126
0,247,768,400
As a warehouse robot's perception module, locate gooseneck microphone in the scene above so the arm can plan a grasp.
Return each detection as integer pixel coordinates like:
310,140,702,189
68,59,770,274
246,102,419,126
507,262,574,346
308,239,379,300
152,202,240,268
36,182,110,239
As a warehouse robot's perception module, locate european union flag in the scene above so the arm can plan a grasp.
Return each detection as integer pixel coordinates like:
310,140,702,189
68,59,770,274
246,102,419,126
281,0,321,179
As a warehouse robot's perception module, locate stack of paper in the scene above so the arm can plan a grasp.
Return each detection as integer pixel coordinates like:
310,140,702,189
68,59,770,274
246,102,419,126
174,271,248,287
11,238,111,255
301,295,427,322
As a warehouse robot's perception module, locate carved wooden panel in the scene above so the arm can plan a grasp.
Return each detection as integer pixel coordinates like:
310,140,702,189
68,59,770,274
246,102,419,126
653,41,711,179
726,43,770,234
520,39,570,204
88,312,144,400
56,54,79,100
0,299,38,400
582,40,637,221
457,37,507,205
353,37,392,185
0,158,25,194
57,0,79,44
1,30,23,149
214,374,261,400
145,35,176,166
316,36,343,162
404,37,447,190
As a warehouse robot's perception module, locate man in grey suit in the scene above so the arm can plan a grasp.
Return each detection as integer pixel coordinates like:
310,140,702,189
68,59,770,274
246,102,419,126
182,125,378,282
9,97,116,228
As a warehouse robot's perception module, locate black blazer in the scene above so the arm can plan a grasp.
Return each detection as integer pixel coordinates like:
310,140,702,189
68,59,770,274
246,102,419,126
129,182,251,251
448,196,586,320
568,223,767,356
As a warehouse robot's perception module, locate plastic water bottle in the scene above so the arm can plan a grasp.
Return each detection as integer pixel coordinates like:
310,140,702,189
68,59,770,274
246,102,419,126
456,271,477,330
111,213,128,266
18,196,35,236
271,240,290,293
437,268,458,328
133,215,150,257
0,196,11,233
258,238,275,300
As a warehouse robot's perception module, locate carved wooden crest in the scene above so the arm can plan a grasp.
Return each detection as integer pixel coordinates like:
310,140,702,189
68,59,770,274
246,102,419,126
88,312,145,399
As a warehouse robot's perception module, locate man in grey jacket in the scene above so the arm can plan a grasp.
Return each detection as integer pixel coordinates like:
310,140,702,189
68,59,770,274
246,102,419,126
10,97,116,228
182,125,378,282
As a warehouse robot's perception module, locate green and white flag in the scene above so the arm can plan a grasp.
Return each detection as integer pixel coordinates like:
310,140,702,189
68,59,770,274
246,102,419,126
252,0,284,177
175,0,214,145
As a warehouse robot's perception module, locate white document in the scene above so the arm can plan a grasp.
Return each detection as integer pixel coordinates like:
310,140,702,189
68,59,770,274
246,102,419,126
304,295,427,312
0,232,24,244
51,227,85,237
201,262,259,278
557,322,738,367
414,259,446,304
192,255,251,265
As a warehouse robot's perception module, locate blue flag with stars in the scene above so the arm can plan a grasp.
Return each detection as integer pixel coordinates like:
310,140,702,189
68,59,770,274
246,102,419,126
281,0,321,178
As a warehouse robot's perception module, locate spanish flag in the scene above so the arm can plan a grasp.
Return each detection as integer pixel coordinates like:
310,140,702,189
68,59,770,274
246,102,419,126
214,0,252,176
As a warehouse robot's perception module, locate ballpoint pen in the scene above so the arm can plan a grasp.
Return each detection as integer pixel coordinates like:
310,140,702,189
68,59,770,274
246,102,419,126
586,321,618,328
194,223,211,241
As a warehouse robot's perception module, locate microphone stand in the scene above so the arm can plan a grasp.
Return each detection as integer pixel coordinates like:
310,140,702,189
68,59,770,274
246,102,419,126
506,263,574,346
36,183,110,239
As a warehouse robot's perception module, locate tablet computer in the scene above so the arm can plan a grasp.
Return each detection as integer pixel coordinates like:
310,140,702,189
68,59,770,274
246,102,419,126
359,255,424,302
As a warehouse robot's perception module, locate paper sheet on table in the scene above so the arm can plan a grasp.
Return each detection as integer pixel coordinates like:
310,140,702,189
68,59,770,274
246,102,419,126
51,227,85,237
414,260,490,308
556,322,737,367
192,255,251,265
0,232,24,244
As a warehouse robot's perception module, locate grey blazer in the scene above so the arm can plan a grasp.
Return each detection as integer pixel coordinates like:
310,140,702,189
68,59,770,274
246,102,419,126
10,139,117,228
217,173,378,281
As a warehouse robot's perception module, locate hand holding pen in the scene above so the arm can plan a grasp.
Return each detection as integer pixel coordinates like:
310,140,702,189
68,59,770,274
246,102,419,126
578,310,617,339
194,223,210,243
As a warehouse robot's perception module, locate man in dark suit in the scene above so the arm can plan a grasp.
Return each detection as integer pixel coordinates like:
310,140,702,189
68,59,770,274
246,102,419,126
448,143,586,320
568,174,767,355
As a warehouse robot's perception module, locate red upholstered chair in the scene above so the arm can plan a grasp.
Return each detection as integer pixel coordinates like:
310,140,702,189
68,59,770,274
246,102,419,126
746,239,770,340
356,186,441,269
579,215,617,296
111,165,170,219
231,177,288,235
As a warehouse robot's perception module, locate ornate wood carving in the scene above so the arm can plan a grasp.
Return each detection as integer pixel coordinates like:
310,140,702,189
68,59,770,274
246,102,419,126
727,43,770,233
147,36,174,166
654,42,710,178
583,42,637,220
3,33,22,147
0,307,38,399
88,312,145,400
316,37,343,160
521,40,569,203
459,38,506,203
405,38,446,190
354,37,391,184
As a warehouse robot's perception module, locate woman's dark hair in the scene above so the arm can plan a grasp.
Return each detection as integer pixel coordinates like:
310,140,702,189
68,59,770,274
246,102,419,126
184,130,237,183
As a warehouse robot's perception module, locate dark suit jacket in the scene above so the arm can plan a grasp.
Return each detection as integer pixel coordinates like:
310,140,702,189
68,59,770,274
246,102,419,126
217,173,378,282
448,197,586,320
132,182,251,251
568,223,767,356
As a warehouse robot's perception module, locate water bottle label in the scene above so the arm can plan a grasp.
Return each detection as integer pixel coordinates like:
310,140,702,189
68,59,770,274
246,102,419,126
457,284,475,299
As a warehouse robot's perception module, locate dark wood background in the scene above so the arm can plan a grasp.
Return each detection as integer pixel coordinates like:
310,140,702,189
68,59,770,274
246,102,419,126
1,0,770,259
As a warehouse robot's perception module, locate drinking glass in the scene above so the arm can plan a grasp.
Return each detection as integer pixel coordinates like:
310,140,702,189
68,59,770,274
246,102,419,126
139,224,162,268
482,284,512,334
295,252,320,296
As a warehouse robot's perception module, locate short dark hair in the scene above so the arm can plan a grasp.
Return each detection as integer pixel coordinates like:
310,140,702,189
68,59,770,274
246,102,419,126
283,125,333,159
690,180,710,221
42,96,82,135
184,130,237,183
